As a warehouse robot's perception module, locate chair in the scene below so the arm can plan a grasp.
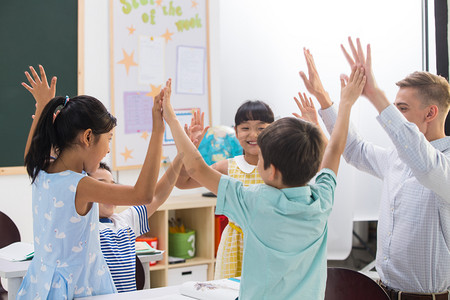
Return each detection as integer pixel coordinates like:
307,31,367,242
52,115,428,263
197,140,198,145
135,255,145,290
324,267,389,300
0,211,21,295
0,211,21,249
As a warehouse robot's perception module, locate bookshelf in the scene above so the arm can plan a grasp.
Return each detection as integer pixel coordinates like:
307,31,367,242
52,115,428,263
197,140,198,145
119,194,217,288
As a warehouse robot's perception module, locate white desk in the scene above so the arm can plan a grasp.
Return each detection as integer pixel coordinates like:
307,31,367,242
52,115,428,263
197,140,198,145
82,285,189,300
0,258,30,300
0,253,163,300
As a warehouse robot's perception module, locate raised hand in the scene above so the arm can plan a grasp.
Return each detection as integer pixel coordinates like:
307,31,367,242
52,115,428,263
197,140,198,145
184,110,209,148
340,66,366,106
293,92,320,126
22,65,57,112
161,78,176,122
341,37,378,99
152,84,166,133
299,48,332,108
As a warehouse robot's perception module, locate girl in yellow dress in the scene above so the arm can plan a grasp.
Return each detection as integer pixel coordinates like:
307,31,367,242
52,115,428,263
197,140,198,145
176,100,274,279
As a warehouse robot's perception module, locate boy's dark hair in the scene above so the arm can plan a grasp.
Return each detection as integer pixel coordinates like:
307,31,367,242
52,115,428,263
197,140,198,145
98,161,112,174
234,100,274,126
257,117,325,187
25,95,117,182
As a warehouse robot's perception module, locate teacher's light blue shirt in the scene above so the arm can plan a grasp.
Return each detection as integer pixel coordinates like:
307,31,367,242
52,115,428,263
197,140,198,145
216,169,336,300
320,103,450,293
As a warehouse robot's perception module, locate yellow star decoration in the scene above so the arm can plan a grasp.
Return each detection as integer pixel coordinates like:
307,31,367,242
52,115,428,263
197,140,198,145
141,131,149,140
120,147,134,162
127,25,136,35
161,28,174,44
155,0,163,6
191,0,198,8
146,84,162,98
117,49,138,75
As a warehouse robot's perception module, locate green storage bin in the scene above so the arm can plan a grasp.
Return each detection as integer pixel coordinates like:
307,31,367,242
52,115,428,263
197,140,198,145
169,230,196,259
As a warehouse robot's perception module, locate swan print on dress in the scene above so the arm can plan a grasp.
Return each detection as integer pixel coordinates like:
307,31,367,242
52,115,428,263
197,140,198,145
16,171,117,299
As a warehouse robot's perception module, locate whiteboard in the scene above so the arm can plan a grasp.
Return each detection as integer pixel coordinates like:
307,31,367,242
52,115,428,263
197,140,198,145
110,0,211,169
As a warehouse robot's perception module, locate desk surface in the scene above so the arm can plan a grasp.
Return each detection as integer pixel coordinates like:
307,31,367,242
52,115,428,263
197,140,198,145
0,258,30,278
0,253,163,278
82,285,188,299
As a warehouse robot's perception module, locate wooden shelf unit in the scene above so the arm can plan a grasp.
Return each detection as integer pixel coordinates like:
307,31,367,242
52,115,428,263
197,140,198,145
127,194,217,288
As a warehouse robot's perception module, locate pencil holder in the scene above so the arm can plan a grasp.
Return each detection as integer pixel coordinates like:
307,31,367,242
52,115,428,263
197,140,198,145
169,230,196,259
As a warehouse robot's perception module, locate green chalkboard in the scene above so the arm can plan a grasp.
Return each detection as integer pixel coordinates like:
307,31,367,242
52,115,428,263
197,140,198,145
0,1,78,171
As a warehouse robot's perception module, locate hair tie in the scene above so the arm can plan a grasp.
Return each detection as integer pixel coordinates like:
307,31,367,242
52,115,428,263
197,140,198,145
53,95,70,123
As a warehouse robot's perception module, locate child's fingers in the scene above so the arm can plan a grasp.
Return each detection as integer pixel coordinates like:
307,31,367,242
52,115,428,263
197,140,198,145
50,76,57,92
292,112,301,118
21,82,33,93
293,96,302,111
355,67,365,85
39,65,48,86
349,65,357,82
29,66,41,84
24,71,36,86
200,112,205,128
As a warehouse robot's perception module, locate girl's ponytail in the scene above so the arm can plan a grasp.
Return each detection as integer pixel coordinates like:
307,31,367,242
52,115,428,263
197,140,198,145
25,96,65,182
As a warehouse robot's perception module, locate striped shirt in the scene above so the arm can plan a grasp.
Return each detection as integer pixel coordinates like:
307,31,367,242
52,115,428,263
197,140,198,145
320,103,450,293
99,206,150,293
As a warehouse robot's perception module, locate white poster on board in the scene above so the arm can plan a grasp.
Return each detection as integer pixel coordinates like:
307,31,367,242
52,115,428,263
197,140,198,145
138,36,165,85
176,46,205,94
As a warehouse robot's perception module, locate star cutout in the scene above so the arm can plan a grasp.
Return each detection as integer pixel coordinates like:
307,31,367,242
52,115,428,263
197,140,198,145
141,131,149,140
120,147,134,162
127,25,136,35
161,28,174,44
117,49,138,75
191,1,198,8
155,0,163,6
146,84,162,98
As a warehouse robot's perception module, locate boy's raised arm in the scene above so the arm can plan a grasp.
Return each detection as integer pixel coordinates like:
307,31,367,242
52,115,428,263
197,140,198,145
321,66,366,175
162,80,221,195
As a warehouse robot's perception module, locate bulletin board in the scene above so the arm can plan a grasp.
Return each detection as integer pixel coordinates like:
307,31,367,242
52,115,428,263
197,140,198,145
110,0,211,170
0,0,83,175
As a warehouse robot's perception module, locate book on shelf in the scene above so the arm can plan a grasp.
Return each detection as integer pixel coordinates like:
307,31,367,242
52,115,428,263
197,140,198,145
0,242,34,262
179,277,240,300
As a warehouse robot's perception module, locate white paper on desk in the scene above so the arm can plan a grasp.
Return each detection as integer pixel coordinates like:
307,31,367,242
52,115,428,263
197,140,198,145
179,279,239,300
0,242,34,262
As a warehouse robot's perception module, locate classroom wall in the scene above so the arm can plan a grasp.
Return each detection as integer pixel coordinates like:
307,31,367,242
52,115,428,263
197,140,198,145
0,0,221,243
218,0,431,258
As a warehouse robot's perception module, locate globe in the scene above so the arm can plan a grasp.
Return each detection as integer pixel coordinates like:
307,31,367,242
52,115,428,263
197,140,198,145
198,125,242,166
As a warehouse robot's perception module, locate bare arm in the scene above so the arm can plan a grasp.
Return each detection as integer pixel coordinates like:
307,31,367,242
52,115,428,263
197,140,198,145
162,82,221,194
76,82,166,214
321,66,366,175
176,159,228,189
146,154,183,216
22,65,57,158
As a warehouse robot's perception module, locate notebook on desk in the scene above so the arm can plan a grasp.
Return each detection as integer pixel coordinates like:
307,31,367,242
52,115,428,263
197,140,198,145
0,242,34,262
179,277,240,300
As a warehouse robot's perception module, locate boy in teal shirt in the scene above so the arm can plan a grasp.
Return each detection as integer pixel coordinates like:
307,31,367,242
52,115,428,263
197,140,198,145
161,61,365,299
